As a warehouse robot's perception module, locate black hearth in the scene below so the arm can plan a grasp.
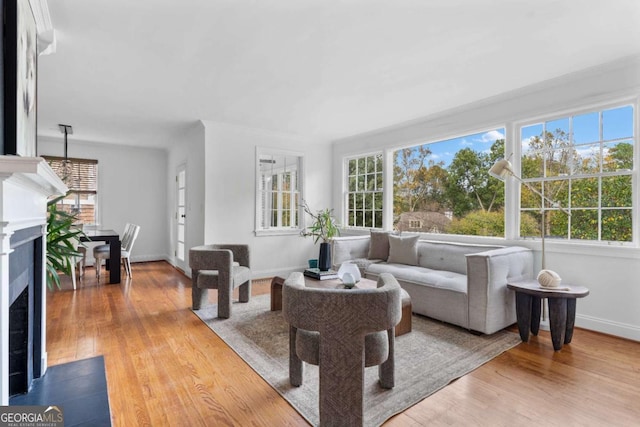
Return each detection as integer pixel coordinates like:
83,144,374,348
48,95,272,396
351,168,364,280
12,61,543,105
8,226,44,396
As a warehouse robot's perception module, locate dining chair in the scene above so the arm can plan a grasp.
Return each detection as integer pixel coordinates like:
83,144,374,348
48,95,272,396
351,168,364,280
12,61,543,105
94,224,140,279
69,240,87,290
92,223,132,266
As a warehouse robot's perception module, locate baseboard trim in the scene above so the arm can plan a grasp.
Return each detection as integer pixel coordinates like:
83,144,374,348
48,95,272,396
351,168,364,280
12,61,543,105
576,314,640,342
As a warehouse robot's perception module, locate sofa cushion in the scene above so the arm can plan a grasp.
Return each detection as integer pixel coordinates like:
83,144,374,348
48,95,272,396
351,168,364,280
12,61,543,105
368,230,395,260
332,236,370,266
388,234,419,265
417,241,503,275
366,262,467,293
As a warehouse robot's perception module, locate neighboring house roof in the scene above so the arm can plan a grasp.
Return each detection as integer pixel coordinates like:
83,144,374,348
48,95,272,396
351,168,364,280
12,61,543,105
396,211,451,233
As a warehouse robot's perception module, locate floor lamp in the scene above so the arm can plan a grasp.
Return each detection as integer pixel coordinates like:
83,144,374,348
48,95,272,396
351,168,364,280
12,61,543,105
489,159,571,324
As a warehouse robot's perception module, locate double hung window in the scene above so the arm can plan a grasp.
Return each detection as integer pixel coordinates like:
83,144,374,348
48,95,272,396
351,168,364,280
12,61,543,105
255,150,303,235
346,153,383,228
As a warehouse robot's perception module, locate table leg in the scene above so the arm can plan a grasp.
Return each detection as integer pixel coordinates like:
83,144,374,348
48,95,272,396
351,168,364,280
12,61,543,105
547,297,567,351
530,296,542,336
109,239,121,284
565,299,577,344
270,277,284,311
514,292,532,342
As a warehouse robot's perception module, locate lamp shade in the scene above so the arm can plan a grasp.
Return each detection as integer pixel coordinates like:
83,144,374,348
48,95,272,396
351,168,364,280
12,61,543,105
488,159,513,180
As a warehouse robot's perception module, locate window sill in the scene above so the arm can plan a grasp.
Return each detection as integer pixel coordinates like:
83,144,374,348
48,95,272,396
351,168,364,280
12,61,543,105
255,228,302,237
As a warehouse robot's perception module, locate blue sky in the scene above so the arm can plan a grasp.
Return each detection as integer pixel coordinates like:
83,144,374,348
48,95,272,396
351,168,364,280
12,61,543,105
396,105,633,169
397,128,505,168
522,105,634,152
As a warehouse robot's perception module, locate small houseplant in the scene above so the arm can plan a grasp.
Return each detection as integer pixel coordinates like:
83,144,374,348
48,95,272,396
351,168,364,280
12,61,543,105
301,201,340,271
46,195,86,290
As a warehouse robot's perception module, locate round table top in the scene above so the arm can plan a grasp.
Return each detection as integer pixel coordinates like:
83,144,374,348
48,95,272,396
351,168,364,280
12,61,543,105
507,280,589,298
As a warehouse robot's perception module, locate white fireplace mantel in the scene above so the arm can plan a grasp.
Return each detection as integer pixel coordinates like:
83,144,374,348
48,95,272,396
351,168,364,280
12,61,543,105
0,155,66,404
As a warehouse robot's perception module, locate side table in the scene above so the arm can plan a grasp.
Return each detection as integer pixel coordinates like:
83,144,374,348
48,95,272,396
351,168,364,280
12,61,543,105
507,280,589,351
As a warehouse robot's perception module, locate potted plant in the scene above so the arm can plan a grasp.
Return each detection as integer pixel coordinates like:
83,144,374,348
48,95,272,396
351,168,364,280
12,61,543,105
301,201,340,271
46,195,86,290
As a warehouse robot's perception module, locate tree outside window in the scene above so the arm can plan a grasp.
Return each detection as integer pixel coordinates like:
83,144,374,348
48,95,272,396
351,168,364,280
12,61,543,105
520,105,634,243
392,128,536,237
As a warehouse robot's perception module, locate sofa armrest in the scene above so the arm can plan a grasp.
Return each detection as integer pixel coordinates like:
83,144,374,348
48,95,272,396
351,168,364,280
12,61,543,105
330,236,371,269
466,246,533,334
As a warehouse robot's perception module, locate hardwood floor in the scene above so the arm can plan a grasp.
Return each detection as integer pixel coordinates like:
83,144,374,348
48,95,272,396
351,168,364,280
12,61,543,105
46,261,640,426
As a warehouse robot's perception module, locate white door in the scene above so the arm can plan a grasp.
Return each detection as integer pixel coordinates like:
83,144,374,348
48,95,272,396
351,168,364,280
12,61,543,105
175,164,187,271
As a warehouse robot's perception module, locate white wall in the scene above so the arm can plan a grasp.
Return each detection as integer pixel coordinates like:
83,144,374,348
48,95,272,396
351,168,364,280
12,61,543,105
38,137,169,264
331,55,640,341
202,122,332,278
166,122,206,273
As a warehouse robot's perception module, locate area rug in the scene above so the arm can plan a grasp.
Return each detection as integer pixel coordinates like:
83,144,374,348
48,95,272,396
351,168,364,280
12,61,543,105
194,295,520,427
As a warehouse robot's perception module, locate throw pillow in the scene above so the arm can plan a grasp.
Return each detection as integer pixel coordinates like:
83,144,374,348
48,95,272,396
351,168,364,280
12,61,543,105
387,234,419,265
368,230,394,260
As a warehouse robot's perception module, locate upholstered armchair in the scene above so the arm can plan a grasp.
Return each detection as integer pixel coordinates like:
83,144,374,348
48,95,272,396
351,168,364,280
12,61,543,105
189,244,251,318
282,272,402,426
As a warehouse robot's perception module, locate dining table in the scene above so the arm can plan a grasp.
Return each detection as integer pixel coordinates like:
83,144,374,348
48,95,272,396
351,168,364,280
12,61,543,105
81,229,121,284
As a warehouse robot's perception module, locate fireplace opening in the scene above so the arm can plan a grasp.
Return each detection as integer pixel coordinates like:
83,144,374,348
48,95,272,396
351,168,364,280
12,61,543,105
7,226,44,397
9,287,30,395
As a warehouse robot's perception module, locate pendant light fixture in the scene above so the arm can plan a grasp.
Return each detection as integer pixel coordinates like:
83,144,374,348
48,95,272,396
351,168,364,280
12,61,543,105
58,124,73,184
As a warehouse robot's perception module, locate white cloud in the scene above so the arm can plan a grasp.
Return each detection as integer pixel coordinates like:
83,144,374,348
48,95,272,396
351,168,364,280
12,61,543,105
478,130,505,143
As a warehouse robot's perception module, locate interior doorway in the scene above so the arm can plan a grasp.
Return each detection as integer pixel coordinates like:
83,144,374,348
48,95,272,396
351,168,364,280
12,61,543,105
175,164,187,272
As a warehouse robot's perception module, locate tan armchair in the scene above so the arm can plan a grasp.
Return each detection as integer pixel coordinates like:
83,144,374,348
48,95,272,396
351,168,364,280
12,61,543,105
189,244,251,318
282,272,402,426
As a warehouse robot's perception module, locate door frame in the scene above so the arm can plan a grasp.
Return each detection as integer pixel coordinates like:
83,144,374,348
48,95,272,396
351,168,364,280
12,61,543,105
175,163,187,272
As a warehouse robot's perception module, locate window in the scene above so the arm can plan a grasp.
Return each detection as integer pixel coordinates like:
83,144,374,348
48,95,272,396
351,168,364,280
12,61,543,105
44,156,98,225
346,153,383,228
393,129,505,236
255,149,303,235
519,104,634,243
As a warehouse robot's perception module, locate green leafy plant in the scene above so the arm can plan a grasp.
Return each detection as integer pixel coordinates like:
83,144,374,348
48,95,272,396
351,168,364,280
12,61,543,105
300,201,341,243
46,195,86,290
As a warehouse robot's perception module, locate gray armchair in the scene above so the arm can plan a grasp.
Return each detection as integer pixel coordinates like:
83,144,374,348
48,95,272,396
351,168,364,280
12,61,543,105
189,244,251,318
282,272,402,426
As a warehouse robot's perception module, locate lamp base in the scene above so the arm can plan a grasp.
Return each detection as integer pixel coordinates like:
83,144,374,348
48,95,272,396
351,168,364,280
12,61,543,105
539,298,550,331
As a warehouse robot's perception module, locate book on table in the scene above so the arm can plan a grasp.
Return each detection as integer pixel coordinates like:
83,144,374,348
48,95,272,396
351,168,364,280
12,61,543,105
304,268,339,280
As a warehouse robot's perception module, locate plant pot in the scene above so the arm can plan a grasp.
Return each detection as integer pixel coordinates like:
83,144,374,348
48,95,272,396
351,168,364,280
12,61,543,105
318,242,331,271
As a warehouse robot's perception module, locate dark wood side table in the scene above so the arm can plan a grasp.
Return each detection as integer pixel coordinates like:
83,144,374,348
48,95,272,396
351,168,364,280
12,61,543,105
507,280,589,351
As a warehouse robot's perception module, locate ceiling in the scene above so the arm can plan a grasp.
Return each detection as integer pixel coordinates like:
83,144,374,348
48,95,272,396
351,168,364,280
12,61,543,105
36,0,640,150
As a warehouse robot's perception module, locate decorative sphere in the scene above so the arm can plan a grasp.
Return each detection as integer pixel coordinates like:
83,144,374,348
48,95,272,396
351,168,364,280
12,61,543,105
537,269,562,288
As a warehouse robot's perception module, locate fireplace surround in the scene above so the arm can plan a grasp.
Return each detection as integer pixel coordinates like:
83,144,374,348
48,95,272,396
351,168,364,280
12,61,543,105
0,156,66,404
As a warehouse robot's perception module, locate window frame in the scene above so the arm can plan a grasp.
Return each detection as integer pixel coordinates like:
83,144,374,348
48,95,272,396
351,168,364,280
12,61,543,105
343,152,384,229
254,147,305,237
43,155,99,226
389,126,506,237
513,100,636,246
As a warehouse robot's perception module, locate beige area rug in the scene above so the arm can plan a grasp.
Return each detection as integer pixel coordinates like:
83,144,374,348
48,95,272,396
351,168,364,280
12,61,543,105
194,294,521,427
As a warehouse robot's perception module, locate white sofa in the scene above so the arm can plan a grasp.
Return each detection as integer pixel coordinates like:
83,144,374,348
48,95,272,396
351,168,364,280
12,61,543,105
331,233,533,334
